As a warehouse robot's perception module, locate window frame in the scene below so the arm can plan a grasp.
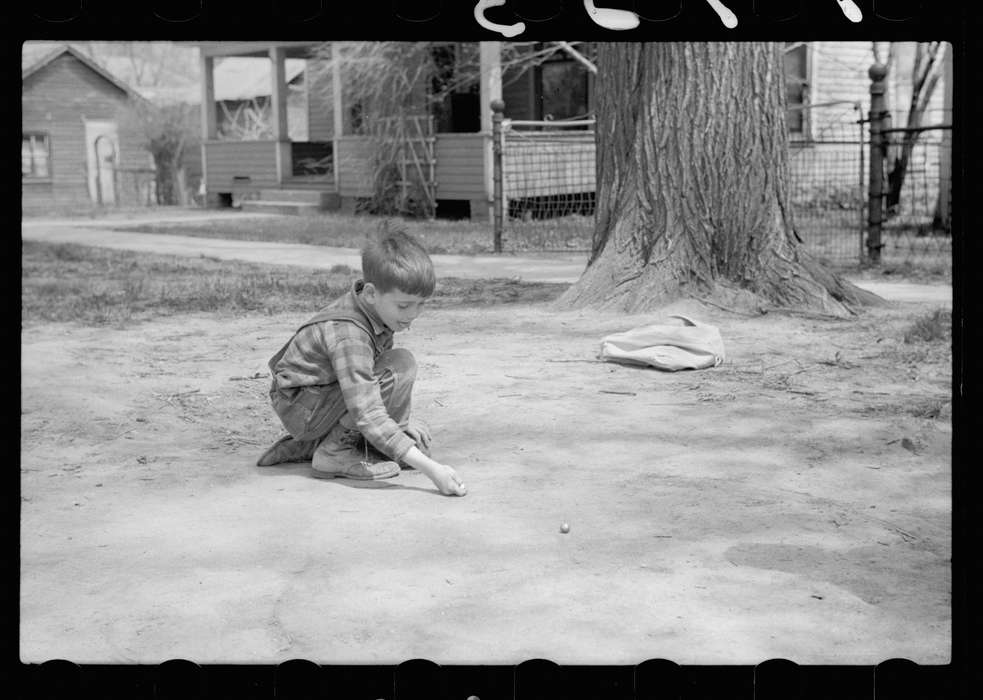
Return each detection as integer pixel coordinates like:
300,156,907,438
784,42,813,141
22,132,52,181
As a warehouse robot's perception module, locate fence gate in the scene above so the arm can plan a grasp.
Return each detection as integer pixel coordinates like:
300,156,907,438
496,117,596,252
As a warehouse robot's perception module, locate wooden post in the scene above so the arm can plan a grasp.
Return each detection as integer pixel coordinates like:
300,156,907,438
199,52,217,206
867,63,888,264
332,43,344,137
332,42,344,193
491,99,505,253
480,42,503,225
270,46,289,185
200,53,217,140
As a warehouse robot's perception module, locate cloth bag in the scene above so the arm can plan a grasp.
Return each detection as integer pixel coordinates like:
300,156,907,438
599,315,725,371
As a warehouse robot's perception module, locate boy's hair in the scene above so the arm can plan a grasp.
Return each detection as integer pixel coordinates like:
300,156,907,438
361,224,436,297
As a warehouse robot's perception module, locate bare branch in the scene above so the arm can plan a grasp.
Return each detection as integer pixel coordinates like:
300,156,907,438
555,41,597,74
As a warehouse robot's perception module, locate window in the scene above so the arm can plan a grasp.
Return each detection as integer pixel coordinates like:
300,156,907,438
784,42,810,137
22,133,50,179
538,52,590,122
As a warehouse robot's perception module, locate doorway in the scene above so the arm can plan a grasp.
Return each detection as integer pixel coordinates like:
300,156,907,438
84,120,119,205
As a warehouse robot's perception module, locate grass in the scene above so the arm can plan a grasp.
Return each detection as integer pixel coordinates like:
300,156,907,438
116,213,493,255
112,208,949,277
796,217,952,282
113,210,593,255
21,241,568,327
903,308,952,344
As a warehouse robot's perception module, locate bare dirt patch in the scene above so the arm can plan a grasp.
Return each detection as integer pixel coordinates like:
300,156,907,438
20,292,951,664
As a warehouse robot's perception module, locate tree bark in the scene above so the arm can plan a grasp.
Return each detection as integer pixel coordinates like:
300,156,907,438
556,43,882,316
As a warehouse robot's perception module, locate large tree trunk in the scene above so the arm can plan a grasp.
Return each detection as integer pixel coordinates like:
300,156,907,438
557,43,882,316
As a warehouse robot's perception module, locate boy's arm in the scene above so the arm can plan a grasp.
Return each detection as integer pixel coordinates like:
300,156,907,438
331,331,417,462
330,330,466,497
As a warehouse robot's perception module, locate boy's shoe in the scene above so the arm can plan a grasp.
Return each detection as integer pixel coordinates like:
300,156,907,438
257,435,319,466
311,424,400,480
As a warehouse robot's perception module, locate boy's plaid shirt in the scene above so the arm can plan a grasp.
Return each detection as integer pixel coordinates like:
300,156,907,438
271,282,416,461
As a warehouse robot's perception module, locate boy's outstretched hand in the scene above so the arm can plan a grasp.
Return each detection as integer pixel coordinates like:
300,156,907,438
400,444,467,497
431,463,467,497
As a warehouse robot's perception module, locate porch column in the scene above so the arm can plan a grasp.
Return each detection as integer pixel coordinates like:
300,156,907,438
479,42,503,223
200,54,217,140
199,52,217,204
332,42,344,192
270,46,290,184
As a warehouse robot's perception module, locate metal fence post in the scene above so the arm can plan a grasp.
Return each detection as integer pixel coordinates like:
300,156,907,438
858,103,866,265
491,99,505,253
867,63,888,264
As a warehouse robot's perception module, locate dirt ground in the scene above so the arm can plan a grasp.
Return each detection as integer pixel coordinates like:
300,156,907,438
20,293,952,665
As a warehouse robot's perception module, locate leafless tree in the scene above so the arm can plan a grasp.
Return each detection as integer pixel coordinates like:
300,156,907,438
123,100,199,205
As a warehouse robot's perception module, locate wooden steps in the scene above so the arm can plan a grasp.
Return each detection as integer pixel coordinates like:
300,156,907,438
241,188,340,216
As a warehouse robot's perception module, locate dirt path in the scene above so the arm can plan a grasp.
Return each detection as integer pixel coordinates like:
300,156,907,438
20,297,951,664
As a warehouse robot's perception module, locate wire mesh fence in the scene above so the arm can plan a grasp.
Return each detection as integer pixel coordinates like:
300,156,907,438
785,103,867,265
876,125,952,270
492,109,952,273
498,119,595,252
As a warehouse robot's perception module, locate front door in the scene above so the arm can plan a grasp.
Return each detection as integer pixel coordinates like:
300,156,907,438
84,120,119,205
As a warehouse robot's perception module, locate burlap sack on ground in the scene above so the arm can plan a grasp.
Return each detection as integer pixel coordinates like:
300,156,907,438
600,315,725,371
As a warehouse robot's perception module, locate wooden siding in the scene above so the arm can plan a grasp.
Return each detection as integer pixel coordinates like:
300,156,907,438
335,137,374,197
203,140,280,193
795,42,947,210
806,42,947,136
334,134,488,200
807,41,873,140
22,52,149,213
435,134,486,199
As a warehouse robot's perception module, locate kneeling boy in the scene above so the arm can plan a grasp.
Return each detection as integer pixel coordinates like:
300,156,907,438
256,229,467,497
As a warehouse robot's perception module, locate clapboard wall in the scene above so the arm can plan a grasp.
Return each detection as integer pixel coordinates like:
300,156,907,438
22,52,148,214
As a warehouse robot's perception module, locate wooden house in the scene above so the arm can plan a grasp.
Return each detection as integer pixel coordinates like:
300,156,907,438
194,41,593,220
21,44,156,214
194,41,949,224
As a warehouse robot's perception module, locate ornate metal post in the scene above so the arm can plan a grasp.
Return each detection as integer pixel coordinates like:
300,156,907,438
867,63,888,264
